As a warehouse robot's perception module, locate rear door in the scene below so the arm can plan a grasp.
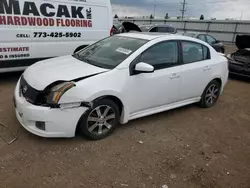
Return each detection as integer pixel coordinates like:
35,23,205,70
179,41,212,101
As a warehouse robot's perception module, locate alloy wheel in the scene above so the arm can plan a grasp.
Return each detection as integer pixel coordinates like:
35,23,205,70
205,84,219,105
87,105,116,135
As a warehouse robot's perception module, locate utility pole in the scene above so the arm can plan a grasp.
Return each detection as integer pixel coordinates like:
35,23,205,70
180,0,187,20
240,11,243,20
153,0,156,18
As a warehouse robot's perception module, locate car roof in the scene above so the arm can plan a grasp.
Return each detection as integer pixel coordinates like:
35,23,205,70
117,32,173,40
117,32,206,42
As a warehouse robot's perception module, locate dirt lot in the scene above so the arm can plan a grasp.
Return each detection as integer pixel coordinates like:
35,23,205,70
0,46,250,188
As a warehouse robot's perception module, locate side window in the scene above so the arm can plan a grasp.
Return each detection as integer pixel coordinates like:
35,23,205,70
149,27,158,32
165,27,176,33
198,35,206,42
203,46,210,60
182,41,203,64
140,41,179,70
206,35,216,45
157,27,166,32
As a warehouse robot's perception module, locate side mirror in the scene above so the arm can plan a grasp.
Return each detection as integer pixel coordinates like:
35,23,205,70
216,40,221,43
134,62,154,74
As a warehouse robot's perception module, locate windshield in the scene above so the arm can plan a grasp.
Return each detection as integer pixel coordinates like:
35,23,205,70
183,33,196,37
73,36,148,69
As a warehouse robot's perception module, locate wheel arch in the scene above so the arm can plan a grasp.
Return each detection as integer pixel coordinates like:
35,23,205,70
75,95,128,135
93,95,124,116
201,77,222,97
199,77,222,108
212,77,222,86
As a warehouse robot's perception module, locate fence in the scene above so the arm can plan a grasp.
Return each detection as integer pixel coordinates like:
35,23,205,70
115,19,250,43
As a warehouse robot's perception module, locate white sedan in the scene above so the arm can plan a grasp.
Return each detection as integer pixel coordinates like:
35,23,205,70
14,33,229,140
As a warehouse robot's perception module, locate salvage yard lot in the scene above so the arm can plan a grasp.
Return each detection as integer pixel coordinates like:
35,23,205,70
0,45,250,188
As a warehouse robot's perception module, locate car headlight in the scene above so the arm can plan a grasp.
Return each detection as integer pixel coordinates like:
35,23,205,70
45,82,75,104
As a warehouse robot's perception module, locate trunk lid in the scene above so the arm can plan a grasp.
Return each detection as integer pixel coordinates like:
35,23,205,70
235,35,250,50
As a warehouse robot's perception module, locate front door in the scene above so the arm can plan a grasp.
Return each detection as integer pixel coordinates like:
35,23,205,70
126,41,181,114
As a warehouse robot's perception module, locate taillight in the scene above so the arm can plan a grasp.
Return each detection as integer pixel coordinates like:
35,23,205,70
110,27,114,36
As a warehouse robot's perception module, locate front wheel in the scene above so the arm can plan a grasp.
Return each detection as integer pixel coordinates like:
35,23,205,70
199,80,221,108
78,99,120,140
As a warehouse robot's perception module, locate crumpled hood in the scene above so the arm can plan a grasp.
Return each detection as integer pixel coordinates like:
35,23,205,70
236,35,250,49
23,55,108,90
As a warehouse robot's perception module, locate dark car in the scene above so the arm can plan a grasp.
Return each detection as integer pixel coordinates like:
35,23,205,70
179,32,225,53
112,22,142,34
227,35,250,78
139,24,177,34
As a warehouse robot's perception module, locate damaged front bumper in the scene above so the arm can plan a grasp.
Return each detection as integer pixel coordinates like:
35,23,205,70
14,79,90,138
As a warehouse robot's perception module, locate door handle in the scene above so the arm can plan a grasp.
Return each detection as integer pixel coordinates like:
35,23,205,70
204,66,211,71
170,73,180,79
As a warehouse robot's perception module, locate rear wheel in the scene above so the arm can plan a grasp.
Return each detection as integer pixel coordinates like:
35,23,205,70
199,80,221,108
79,99,120,140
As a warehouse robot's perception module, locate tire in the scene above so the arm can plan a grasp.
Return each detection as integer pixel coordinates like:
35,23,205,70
199,80,221,108
78,99,120,140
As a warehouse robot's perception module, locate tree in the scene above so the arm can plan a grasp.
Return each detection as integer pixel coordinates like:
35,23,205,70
200,15,204,20
149,14,154,19
114,14,119,19
165,13,169,19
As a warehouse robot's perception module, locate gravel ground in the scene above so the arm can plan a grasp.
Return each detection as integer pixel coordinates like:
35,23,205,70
0,45,250,188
